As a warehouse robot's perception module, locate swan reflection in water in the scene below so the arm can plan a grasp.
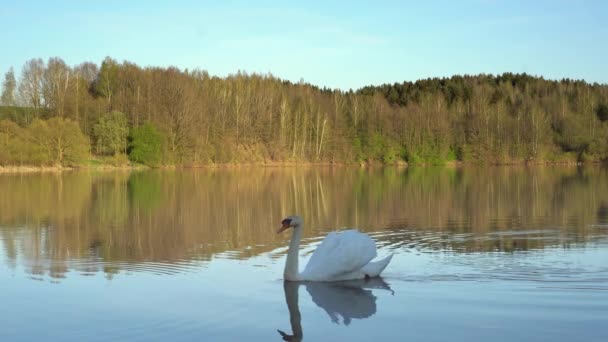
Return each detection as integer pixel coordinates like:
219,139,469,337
277,277,393,341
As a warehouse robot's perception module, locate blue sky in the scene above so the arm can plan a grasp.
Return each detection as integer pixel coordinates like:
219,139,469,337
1,0,607,90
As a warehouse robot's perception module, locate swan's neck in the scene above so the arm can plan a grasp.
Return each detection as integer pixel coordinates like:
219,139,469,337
284,226,302,281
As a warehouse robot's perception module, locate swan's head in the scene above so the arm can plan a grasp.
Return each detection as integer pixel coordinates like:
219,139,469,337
277,215,303,234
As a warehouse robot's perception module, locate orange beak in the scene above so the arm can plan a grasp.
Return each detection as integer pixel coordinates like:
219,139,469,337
277,222,290,234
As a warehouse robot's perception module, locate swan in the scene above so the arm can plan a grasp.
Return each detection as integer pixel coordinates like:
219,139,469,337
277,215,393,282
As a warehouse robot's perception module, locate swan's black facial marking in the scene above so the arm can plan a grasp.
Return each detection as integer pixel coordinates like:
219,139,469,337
281,218,292,228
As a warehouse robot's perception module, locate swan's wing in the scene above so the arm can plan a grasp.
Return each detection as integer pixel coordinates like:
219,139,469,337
301,230,377,281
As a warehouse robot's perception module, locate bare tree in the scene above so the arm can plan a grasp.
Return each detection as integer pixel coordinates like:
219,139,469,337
18,58,45,110
43,57,71,117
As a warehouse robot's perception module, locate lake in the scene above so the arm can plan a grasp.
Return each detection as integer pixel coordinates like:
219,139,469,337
1,166,607,341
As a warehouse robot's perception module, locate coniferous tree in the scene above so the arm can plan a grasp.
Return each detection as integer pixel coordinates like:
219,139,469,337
1,67,17,106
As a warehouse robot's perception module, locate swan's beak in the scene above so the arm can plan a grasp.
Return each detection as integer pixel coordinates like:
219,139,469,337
277,222,290,234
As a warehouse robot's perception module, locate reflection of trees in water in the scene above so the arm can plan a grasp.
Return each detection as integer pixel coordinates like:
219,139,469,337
1,166,608,279
597,203,608,224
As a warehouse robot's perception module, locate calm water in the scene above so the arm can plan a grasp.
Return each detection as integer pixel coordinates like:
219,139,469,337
1,166,607,341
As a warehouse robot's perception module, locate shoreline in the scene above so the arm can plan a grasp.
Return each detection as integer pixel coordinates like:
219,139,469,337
1,159,604,173
0,164,147,173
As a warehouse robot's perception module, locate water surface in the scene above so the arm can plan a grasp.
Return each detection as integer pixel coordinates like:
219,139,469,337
1,166,607,341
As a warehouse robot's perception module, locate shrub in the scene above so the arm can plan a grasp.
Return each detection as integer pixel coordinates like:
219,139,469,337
29,118,89,166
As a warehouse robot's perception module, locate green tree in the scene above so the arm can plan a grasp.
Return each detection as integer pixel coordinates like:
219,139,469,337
29,117,89,166
128,122,162,166
93,111,128,155
0,120,23,164
0,119,50,165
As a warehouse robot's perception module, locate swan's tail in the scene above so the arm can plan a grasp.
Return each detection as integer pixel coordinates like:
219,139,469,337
361,253,393,278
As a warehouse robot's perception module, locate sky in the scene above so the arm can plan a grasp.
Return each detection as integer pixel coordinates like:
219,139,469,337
1,0,607,90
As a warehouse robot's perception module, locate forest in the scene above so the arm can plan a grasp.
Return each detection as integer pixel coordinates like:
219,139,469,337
1,56,608,167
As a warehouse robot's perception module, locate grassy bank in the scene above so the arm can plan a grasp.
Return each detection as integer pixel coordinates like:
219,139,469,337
3,158,603,173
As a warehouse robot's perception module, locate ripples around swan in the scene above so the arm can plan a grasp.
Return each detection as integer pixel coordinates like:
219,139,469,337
3,221,608,292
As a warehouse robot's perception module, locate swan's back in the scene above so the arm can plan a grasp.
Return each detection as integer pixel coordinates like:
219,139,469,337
301,230,377,281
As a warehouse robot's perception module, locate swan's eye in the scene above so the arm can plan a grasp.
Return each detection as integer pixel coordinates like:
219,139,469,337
281,218,292,227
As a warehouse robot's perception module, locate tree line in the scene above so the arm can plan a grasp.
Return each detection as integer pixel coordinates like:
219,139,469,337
1,57,607,167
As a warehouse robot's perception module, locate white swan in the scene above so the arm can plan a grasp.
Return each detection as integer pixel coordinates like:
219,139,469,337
277,215,393,282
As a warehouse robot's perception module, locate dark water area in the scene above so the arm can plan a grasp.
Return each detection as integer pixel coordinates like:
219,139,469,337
1,166,607,341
